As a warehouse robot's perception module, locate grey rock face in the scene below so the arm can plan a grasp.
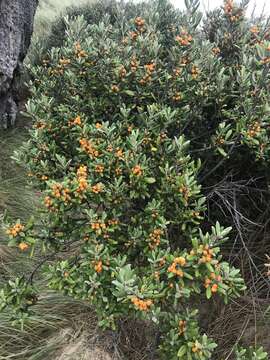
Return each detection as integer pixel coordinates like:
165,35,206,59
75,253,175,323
0,0,38,128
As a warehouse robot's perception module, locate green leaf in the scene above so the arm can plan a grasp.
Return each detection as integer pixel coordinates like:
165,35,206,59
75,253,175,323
145,177,156,184
177,345,187,357
124,90,135,96
206,286,212,299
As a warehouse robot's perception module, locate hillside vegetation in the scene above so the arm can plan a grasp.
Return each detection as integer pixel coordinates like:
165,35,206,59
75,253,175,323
0,0,270,359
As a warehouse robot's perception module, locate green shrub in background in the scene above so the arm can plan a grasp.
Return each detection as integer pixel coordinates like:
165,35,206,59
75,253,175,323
235,346,268,360
29,0,183,65
1,0,270,358
27,0,91,65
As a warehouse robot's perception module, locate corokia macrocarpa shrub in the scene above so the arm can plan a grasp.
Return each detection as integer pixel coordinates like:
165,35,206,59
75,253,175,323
1,0,270,359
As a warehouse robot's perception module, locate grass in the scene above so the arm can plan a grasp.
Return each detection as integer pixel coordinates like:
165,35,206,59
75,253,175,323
0,128,35,220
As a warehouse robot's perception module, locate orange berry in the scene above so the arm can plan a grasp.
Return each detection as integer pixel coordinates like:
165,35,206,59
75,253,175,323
132,165,143,176
94,260,103,273
18,242,29,251
111,85,119,93
95,122,102,129
91,183,103,194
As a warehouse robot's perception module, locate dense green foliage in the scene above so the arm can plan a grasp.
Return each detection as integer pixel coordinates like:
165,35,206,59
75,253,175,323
1,0,270,358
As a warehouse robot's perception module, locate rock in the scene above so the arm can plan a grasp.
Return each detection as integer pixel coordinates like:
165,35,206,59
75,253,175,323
0,0,38,128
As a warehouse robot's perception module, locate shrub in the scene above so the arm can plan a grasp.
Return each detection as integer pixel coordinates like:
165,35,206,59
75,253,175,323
2,0,270,358
235,346,268,360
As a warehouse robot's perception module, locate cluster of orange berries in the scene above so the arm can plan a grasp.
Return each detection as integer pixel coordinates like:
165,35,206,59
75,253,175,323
192,343,203,354
131,297,153,311
139,62,156,85
75,42,87,58
6,223,24,237
172,92,181,102
145,62,156,74
77,165,88,193
59,58,71,66
179,185,191,202
95,122,103,129
107,219,119,226
34,121,46,130
224,0,242,22
119,65,127,78
44,196,53,209
48,67,64,76
107,144,113,152
80,138,99,158
111,85,120,93
135,17,145,30
178,320,187,335
94,260,103,273
91,221,106,232
168,257,186,277
129,31,138,41
195,245,214,264
229,12,242,22
180,56,190,67
115,167,122,176
159,257,166,267
212,47,221,55
91,219,118,233
130,57,139,73
18,242,29,251
247,121,261,137
149,228,164,249
68,116,82,127
224,0,233,15
132,165,143,176
215,136,225,146
191,211,200,219
173,68,181,77
204,272,222,293
115,148,124,159
40,143,49,152
175,29,193,46
95,164,104,174
129,17,146,40
91,183,103,194
77,165,87,179
250,25,259,34
191,65,200,79
48,58,71,75
52,183,71,204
